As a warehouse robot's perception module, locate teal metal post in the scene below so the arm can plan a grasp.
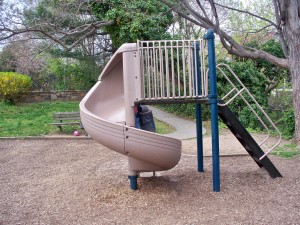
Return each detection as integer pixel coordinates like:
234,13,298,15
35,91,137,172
204,29,220,192
128,175,138,190
196,105,204,172
193,42,204,172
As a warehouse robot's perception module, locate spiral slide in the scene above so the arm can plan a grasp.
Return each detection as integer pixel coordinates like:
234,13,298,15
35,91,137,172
79,43,181,187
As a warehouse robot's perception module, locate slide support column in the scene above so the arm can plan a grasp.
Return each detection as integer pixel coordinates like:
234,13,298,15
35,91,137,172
205,29,220,192
128,175,138,190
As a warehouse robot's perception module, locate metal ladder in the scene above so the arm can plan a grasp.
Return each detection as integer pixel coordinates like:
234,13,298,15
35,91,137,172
215,63,281,160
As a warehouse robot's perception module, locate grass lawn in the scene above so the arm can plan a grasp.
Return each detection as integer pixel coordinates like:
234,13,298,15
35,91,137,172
272,143,300,158
0,101,174,137
0,101,80,137
155,118,175,134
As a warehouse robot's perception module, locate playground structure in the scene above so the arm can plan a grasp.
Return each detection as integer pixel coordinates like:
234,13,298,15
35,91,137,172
79,30,282,192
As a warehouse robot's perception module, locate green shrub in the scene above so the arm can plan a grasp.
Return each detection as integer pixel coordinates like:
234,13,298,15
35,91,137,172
0,72,31,104
279,108,295,139
266,90,294,139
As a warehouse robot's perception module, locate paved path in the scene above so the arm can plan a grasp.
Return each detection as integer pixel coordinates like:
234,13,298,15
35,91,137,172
148,106,206,140
148,106,285,157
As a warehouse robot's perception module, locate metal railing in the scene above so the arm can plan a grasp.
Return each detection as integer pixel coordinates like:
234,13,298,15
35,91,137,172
137,39,281,160
216,63,282,160
137,40,208,100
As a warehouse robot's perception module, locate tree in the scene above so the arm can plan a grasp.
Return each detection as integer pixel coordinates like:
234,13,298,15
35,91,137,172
0,45,17,72
0,0,113,51
160,0,300,142
0,40,50,90
1,0,173,52
90,0,173,48
1,0,173,89
47,49,102,91
246,39,288,93
0,0,114,91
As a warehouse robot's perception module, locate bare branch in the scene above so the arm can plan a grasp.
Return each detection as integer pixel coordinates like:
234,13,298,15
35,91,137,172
195,0,209,19
244,24,273,34
179,0,214,28
160,0,206,27
214,2,277,27
0,20,114,51
160,0,289,68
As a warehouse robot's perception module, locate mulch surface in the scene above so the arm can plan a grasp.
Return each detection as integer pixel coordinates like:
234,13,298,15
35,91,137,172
0,139,299,224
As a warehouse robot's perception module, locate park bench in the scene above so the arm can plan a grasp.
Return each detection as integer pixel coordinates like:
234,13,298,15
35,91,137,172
51,112,83,132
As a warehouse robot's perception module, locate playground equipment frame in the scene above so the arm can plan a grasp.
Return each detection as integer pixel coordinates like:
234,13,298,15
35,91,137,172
137,29,221,191
80,29,282,192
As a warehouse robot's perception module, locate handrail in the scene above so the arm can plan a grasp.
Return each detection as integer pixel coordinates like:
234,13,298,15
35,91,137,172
216,65,271,147
215,63,282,160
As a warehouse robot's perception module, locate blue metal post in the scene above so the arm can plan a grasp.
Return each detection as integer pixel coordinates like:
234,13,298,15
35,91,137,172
204,29,220,192
130,106,139,190
128,175,138,190
196,104,204,172
193,42,204,172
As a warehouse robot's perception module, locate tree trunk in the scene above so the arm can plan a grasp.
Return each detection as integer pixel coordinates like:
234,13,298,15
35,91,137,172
289,47,300,143
285,1,300,143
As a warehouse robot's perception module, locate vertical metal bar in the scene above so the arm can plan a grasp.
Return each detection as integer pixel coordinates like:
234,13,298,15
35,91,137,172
205,29,220,192
146,42,151,98
203,40,207,96
143,48,146,98
176,41,181,97
139,42,145,99
165,41,170,98
200,40,205,96
182,41,186,97
155,48,159,98
196,104,203,171
190,41,195,96
150,45,154,98
200,39,207,96
171,41,175,97
193,40,204,172
153,45,157,98
193,41,198,96
158,47,161,98
159,42,164,98
188,41,192,96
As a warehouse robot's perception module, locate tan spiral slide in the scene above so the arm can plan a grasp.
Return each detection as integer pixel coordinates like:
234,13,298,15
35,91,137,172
79,43,181,183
